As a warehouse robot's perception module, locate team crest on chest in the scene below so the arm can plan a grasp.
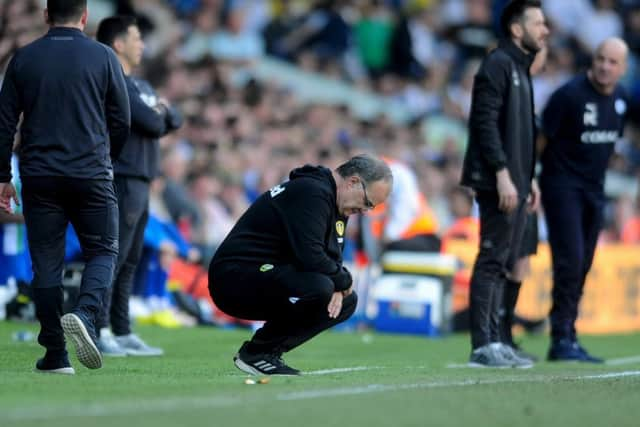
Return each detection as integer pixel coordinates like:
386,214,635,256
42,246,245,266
335,221,345,237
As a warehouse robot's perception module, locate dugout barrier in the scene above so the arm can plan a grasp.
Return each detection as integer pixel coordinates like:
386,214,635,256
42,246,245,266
444,240,640,334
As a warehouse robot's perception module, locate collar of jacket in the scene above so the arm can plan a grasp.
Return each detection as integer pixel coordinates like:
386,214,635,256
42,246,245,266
46,26,87,38
499,38,535,70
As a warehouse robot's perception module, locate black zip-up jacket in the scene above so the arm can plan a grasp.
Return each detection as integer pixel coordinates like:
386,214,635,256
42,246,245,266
0,27,130,182
460,39,536,197
211,165,352,291
114,76,182,181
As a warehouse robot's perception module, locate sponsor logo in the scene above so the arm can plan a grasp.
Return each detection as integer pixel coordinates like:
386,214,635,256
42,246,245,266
289,297,300,304
580,130,618,144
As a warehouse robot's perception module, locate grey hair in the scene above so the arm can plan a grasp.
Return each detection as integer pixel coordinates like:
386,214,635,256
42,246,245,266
336,154,393,185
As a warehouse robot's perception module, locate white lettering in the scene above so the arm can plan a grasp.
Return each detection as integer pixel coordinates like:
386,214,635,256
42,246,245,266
270,185,285,197
580,130,619,144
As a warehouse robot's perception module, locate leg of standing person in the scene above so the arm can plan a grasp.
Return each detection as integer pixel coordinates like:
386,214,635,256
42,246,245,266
97,177,162,356
571,190,605,362
209,262,357,375
500,212,542,361
468,191,530,368
22,177,75,374
62,178,119,369
543,185,601,362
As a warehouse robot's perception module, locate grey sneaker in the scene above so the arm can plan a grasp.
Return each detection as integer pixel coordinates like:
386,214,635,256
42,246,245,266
468,343,513,368
61,313,103,369
497,343,534,369
115,333,164,356
97,328,127,357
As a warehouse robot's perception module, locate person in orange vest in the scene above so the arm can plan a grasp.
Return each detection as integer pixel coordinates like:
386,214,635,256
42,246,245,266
368,158,440,254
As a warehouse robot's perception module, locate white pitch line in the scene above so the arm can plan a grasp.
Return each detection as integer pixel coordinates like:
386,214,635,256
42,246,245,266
307,366,383,375
277,370,640,400
4,370,640,421
606,355,640,366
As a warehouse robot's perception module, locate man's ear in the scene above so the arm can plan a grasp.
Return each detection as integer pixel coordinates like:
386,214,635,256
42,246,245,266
80,8,88,26
44,8,50,25
113,37,124,54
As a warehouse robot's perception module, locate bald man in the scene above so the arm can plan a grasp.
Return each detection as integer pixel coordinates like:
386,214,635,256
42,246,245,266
540,37,629,363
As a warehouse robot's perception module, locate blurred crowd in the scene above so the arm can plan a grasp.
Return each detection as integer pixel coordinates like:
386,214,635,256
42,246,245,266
2,0,640,324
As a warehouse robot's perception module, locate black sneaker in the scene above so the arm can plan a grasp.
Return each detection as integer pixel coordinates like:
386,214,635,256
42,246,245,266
576,342,604,364
61,313,103,369
233,342,301,376
35,355,75,375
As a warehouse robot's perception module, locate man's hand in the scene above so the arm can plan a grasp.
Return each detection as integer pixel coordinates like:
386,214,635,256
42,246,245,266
327,291,343,319
496,168,518,213
527,179,541,213
0,182,19,214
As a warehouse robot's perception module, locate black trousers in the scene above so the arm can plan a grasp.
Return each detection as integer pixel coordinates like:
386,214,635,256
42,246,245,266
541,184,604,341
469,191,527,349
209,261,357,354
98,176,149,335
21,177,118,355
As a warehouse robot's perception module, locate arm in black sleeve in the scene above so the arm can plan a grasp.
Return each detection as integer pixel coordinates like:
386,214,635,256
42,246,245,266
0,55,21,183
468,62,509,171
105,49,130,161
164,105,183,132
276,190,351,291
129,81,168,138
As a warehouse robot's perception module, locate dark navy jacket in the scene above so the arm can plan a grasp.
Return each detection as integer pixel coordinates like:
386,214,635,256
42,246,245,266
0,27,130,182
540,73,627,192
114,76,182,181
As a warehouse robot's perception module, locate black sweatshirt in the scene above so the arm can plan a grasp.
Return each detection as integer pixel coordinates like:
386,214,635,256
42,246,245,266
114,76,182,181
0,27,130,182
211,165,352,291
460,39,536,197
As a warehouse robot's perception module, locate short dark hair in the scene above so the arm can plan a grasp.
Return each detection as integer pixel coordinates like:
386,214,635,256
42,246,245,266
47,0,86,25
96,15,138,48
336,154,393,186
500,0,542,38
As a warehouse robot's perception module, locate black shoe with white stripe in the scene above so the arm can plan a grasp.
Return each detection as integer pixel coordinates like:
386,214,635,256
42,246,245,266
233,342,300,376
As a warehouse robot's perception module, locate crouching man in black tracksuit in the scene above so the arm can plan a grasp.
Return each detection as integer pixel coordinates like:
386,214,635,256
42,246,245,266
0,0,130,373
460,0,548,368
209,154,392,375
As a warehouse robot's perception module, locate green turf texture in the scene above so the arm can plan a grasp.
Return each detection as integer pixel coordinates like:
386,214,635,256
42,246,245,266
1,321,639,427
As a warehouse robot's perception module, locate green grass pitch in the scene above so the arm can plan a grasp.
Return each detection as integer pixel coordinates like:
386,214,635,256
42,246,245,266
1,321,639,427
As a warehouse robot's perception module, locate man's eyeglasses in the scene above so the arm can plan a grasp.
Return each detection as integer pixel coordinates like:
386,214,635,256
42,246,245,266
360,180,374,210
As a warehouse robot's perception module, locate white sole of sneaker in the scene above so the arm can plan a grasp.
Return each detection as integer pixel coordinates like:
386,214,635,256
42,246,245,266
234,356,263,376
467,362,511,368
34,366,76,375
61,314,103,369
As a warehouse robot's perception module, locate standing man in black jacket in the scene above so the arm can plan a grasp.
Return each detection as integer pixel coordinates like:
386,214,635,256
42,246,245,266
460,0,548,368
0,0,130,373
209,154,392,375
95,15,183,357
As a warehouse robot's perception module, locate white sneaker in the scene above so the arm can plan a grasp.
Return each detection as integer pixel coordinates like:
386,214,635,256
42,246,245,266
468,343,513,368
115,333,164,356
97,328,127,357
496,343,534,369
